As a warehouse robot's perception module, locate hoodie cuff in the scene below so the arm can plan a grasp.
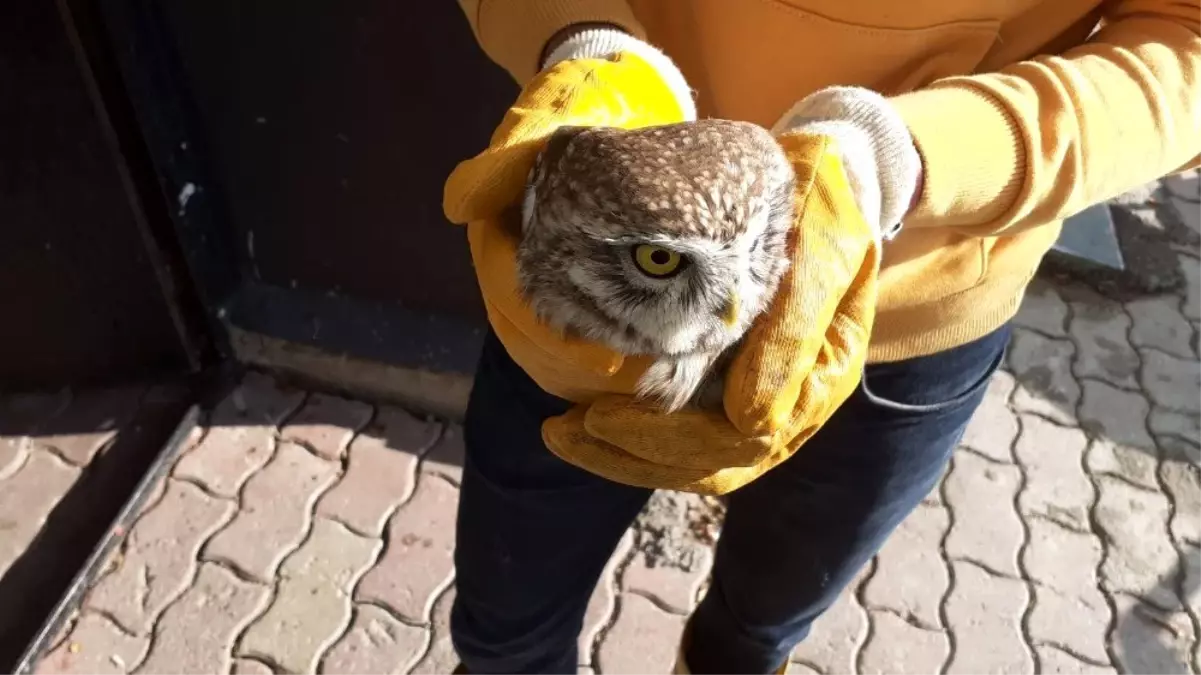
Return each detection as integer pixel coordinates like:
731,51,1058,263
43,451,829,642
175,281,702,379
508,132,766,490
473,0,647,84
889,84,1026,230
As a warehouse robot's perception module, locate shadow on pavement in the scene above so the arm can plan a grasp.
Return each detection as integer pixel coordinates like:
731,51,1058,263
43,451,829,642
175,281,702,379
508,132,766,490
1115,546,1199,674
0,381,198,671
1006,262,1200,672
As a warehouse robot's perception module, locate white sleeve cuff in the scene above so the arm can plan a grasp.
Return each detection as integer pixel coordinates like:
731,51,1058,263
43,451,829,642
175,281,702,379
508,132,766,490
773,87,921,240
541,27,697,122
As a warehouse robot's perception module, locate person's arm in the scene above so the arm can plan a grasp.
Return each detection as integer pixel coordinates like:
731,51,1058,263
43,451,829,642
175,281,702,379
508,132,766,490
455,0,646,83
890,0,1201,236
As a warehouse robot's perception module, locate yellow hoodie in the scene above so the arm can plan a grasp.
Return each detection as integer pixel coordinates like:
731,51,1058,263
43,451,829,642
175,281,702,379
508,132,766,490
457,0,1201,363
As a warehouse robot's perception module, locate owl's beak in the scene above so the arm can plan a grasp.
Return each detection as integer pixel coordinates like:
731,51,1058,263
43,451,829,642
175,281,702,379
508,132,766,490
721,294,740,327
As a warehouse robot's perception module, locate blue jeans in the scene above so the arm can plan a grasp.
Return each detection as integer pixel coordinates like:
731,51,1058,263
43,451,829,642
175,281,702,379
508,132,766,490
451,323,1010,674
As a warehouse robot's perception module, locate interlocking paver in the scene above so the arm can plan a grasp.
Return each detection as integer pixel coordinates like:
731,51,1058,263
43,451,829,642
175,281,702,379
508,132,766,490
231,658,274,675
0,449,79,578
173,376,304,498
316,406,439,536
1015,279,1070,337
861,501,947,629
922,476,944,506
1079,379,1160,489
1165,170,1201,201
31,386,143,465
227,372,308,426
1178,254,1200,321
1014,414,1093,531
280,392,372,461
1009,328,1080,425
788,568,869,674
1079,378,1156,447
1034,645,1117,675
1129,295,1196,359
411,586,457,675
1152,408,1201,449
421,423,464,484
1166,185,1201,237
624,546,712,615
1087,439,1160,492
944,560,1032,674
582,530,633,664
1183,544,1201,668
1161,460,1201,546
1150,407,1201,447
174,426,277,499
204,441,339,582
960,370,1019,463
1069,300,1141,390
596,593,685,675
322,603,428,674
35,613,148,675
1112,594,1195,674
356,475,458,623
134,471,169,520
945,451,1023,576
1141,348,1201,414
86,479,235,634
858,610,948,675
135,563,269,675
239,518,381,673
1094,475,1182,610
1023,517,1111,663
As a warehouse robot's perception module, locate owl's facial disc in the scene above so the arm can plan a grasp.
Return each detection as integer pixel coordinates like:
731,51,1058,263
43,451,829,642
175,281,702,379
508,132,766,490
610,236,750,351
720,294,740,327
628,243,741,329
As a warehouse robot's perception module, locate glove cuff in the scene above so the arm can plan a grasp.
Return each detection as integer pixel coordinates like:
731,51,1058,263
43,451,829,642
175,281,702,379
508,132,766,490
541,27,698,122
772,87,921,241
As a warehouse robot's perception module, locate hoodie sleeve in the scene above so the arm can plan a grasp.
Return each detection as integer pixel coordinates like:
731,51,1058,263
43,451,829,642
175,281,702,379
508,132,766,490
890,0,1201,235
455,0,645,84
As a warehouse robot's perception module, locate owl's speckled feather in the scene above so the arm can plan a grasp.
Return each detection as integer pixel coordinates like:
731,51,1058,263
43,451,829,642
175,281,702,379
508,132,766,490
518,119,796,412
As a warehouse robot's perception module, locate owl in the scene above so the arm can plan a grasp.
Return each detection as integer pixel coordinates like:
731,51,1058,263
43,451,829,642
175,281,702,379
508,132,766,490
517,119,797,413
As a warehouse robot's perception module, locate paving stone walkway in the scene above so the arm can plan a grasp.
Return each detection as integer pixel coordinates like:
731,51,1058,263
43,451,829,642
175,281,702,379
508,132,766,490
7,173,1201,674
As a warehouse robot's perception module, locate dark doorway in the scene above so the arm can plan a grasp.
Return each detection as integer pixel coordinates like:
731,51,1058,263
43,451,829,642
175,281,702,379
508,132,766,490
92,0,519,376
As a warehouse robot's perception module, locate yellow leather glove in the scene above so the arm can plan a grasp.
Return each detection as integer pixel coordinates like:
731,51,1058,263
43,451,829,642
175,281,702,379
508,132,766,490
444,54,880,496
541,133,881,495
443,51,688,402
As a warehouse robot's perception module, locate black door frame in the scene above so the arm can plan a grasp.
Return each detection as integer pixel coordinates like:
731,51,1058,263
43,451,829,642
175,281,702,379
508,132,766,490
72,0,493,383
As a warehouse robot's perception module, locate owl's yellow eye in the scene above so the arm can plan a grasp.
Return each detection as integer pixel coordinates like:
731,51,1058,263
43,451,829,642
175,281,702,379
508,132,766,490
632,245,684,278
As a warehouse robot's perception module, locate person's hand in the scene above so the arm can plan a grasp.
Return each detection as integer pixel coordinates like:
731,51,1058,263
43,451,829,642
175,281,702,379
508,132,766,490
772,86,924,240
447,59,884,496
542,132,882,495
443,33,696,401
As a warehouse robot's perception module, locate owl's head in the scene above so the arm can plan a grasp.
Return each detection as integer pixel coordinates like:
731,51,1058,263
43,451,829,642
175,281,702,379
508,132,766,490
517,119,796,366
